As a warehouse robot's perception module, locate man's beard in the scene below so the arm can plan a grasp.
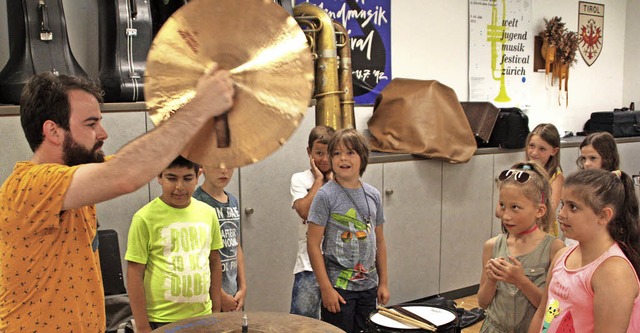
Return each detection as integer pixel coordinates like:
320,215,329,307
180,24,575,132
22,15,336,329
62,132,105,166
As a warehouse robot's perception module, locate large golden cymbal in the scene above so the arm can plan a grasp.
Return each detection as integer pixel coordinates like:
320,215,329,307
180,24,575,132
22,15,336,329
145,0,314,168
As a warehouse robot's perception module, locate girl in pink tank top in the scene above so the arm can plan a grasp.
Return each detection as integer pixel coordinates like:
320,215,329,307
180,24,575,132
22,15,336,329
528,169,640,333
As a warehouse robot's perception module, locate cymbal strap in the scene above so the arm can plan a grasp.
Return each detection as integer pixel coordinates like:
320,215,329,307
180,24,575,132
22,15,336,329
214,114,230,148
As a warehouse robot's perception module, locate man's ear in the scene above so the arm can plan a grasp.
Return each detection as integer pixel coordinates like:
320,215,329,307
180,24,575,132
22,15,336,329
42,120,63,145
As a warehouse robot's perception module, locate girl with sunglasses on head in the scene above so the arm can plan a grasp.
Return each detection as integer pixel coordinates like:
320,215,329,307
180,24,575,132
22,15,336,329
525,124,563,237
528,169,640,333
478,162,565,333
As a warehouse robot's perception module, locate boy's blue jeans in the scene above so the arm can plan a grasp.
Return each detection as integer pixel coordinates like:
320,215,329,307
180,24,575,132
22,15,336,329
290,270,321,319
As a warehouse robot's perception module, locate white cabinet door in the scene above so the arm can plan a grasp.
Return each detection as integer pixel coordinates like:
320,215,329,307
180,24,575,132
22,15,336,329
440,154,494,293
380,160,442,304
0,116,32,182
96,112,150,273
618,141,640,175
616,141,640,203
560,146,580,175
238,110,314,312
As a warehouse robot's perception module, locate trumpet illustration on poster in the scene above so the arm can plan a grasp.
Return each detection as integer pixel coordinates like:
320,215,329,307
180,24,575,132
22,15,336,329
487,0,511,103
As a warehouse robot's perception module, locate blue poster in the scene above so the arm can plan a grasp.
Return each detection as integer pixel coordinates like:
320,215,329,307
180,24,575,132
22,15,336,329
295,0,391,105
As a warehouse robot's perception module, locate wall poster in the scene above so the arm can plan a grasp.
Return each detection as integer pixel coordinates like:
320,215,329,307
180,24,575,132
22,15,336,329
295,0,391,105
469,0,533,107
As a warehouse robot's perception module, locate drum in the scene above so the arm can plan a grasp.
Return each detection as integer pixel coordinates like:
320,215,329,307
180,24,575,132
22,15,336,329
366,306,459,333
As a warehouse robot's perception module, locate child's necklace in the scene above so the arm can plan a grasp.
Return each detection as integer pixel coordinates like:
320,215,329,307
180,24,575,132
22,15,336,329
518,224,538,235
336,179,371,225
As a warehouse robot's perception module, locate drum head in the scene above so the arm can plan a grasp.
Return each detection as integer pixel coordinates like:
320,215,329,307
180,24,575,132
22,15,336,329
369,306,456,330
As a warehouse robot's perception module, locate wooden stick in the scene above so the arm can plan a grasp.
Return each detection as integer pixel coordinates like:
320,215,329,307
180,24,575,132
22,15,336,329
377,308,429,330
377,307,436,331
376,306,436,332
390,305,438,329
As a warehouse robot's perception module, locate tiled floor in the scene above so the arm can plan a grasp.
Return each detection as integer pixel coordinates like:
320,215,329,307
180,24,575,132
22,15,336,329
455,294,483,333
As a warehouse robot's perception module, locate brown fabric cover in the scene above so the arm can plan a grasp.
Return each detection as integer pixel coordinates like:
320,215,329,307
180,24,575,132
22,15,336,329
460,101,500,143
367,78,476,163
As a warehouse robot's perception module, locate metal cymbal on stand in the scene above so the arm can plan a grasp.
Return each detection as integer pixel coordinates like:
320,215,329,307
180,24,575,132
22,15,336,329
145,0,314,168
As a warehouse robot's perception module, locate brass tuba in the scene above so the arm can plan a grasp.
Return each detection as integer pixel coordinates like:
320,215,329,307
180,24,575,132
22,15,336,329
294,3,355,129
487,0,510,102
333,21,355,129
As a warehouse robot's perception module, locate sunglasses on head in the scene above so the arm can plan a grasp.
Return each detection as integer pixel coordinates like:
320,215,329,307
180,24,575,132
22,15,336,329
498,169,531,183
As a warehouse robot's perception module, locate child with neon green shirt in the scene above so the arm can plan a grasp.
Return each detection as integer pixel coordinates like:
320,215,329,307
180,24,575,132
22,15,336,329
125,156,223,332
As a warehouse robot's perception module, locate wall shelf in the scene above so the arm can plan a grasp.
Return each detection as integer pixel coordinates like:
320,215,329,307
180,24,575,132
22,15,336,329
0,101,148,117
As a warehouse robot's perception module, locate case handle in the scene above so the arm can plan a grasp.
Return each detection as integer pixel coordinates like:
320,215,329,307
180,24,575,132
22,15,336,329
128,0,138,19
38,0,53,41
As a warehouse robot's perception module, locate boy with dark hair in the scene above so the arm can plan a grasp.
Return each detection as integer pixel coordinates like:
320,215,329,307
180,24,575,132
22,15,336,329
289,125,335,318
125,156,223,332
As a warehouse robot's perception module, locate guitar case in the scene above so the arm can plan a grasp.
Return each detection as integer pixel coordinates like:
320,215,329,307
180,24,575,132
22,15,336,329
589,110,640,138
150,0,190,36
0,0,87,105
98,0,153,102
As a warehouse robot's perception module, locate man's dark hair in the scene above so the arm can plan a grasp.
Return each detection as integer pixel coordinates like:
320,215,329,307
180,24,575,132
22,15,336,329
20,73,103,152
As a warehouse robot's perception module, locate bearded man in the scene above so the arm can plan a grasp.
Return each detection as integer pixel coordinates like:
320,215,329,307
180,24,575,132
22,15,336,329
0,68,234,332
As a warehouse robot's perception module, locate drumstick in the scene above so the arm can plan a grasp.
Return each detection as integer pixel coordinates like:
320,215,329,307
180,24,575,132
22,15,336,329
376,306,437,332
390,305,438,329
377,307,436,331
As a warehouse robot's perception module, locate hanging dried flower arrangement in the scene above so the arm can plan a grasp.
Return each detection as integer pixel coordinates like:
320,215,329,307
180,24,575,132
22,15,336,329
540,16,565,74
539,16,579,106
